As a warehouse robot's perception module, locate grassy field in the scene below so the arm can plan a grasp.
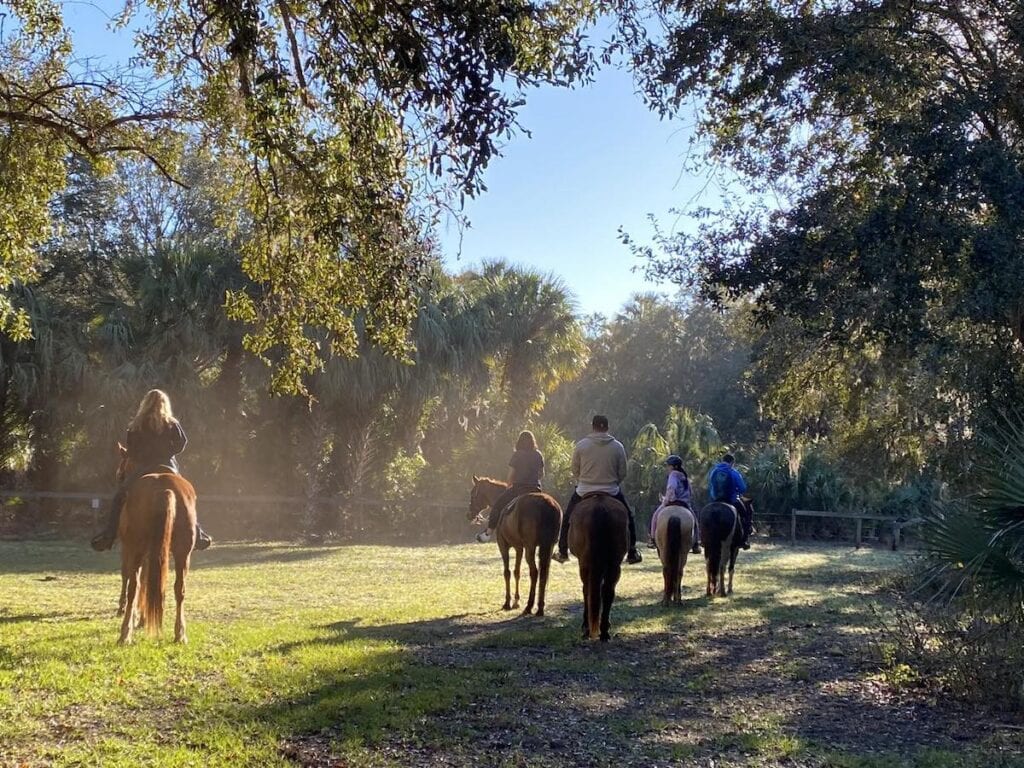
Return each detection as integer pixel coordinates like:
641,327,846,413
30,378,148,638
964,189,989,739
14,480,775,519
1,539,1021,767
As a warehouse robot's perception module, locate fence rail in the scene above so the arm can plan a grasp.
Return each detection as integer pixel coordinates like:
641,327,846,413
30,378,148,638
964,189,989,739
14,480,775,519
0,489,470,543
790,509,923,550
0,489,462,509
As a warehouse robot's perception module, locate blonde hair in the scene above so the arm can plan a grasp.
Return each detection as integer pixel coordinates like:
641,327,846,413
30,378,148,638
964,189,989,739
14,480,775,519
129,389,175,432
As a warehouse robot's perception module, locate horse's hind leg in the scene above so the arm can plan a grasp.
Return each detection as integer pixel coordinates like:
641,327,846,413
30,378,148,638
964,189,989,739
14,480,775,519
174,553,190,644
522,546,538,616
705,550,714,597
579,564,591,638
500,544,512,611
117,562,130,616
599,565,620,642
118,564,141,645
727,547,738,596
718,541,730,596
536,546,551,617
512,547,522,609
675,551,685,604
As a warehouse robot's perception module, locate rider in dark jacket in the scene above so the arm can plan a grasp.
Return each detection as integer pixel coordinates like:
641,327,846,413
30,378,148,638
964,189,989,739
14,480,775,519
476,430,544,543
707,453,752,549
90,389,212,552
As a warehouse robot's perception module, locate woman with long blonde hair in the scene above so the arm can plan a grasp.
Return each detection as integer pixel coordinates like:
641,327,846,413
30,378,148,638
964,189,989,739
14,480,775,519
91,390,212,551
476,429,545,543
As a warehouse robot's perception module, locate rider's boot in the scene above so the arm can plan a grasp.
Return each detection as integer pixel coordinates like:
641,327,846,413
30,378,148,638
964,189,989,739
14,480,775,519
90,489,126,551
476,528,493,544
90,529,117,552
195,524,213,551
554,505,572,563
626,512,642,564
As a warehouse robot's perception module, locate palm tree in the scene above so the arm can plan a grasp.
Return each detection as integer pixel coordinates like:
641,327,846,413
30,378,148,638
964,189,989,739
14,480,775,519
462,261,588,424
923,417,1024,615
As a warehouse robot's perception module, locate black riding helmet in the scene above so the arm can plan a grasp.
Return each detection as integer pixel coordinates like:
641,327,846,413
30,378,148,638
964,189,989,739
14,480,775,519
665,455,684,470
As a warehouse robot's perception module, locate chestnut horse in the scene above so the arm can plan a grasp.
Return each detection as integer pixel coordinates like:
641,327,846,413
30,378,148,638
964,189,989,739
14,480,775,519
655,505,695,606
568,493,629,641
115,445,198,644
469,477,561,616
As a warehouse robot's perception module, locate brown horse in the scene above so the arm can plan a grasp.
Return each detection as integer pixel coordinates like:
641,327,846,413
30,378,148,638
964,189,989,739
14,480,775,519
568,493,629,641
697,498,753,597
115,445,198,644
655,505,695,606
469,477,561,616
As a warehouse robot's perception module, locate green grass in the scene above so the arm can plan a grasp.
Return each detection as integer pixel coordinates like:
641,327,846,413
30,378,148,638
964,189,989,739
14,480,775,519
0,541,1020,767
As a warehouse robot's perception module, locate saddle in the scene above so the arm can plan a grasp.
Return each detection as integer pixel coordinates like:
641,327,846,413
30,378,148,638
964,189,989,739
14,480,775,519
579,490,616,499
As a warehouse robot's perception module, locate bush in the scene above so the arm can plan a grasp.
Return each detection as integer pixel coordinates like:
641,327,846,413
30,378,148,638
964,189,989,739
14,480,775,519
876,593,1024,711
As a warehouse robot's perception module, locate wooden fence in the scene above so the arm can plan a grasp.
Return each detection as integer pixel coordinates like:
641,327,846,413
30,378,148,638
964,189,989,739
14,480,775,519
790,508,923,550
0,489,470,543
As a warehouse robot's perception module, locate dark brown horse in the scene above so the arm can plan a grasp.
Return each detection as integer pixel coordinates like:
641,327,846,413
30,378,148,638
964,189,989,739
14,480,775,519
698,497,753,597
568,493,629,641
115,445,198,644
469,477,562,616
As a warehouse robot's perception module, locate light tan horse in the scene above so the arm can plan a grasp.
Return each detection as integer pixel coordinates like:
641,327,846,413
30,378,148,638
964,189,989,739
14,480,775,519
568,493,629,641
655,505,695,605
469,477,561,616
115,445,197,644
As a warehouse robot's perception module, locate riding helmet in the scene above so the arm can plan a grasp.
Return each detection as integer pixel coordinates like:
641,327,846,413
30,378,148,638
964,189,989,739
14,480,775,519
665,454,684,469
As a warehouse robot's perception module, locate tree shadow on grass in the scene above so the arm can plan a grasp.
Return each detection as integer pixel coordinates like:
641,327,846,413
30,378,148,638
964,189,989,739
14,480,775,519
257,563,1017,768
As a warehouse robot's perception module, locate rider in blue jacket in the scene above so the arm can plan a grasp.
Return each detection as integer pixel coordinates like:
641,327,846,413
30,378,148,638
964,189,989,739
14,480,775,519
707,453,752,549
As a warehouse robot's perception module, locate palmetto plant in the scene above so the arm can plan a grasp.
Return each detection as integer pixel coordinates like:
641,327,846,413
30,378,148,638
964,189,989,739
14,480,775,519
923,416,1024,615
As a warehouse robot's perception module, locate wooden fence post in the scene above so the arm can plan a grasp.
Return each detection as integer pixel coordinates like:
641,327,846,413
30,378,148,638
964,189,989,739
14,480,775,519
855,517,863,549
791,509,797,545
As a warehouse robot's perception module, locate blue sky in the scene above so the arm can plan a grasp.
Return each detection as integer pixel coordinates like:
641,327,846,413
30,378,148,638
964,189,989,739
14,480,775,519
61,3,709,316
437,68,706,316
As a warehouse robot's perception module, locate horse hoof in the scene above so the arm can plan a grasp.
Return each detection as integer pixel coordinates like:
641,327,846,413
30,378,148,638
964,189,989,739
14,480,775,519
175,635,188,644
599,633,610,642
536,608,544,617
521,607,533,616
501,603,512,611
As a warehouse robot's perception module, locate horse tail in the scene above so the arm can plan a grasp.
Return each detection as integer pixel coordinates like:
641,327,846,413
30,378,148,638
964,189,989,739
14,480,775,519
586,504,609,638
666,514,682,596
139,488,174,635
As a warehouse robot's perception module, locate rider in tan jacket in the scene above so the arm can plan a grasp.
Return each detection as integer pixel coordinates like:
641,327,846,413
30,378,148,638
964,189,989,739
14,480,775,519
554,415,642,564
